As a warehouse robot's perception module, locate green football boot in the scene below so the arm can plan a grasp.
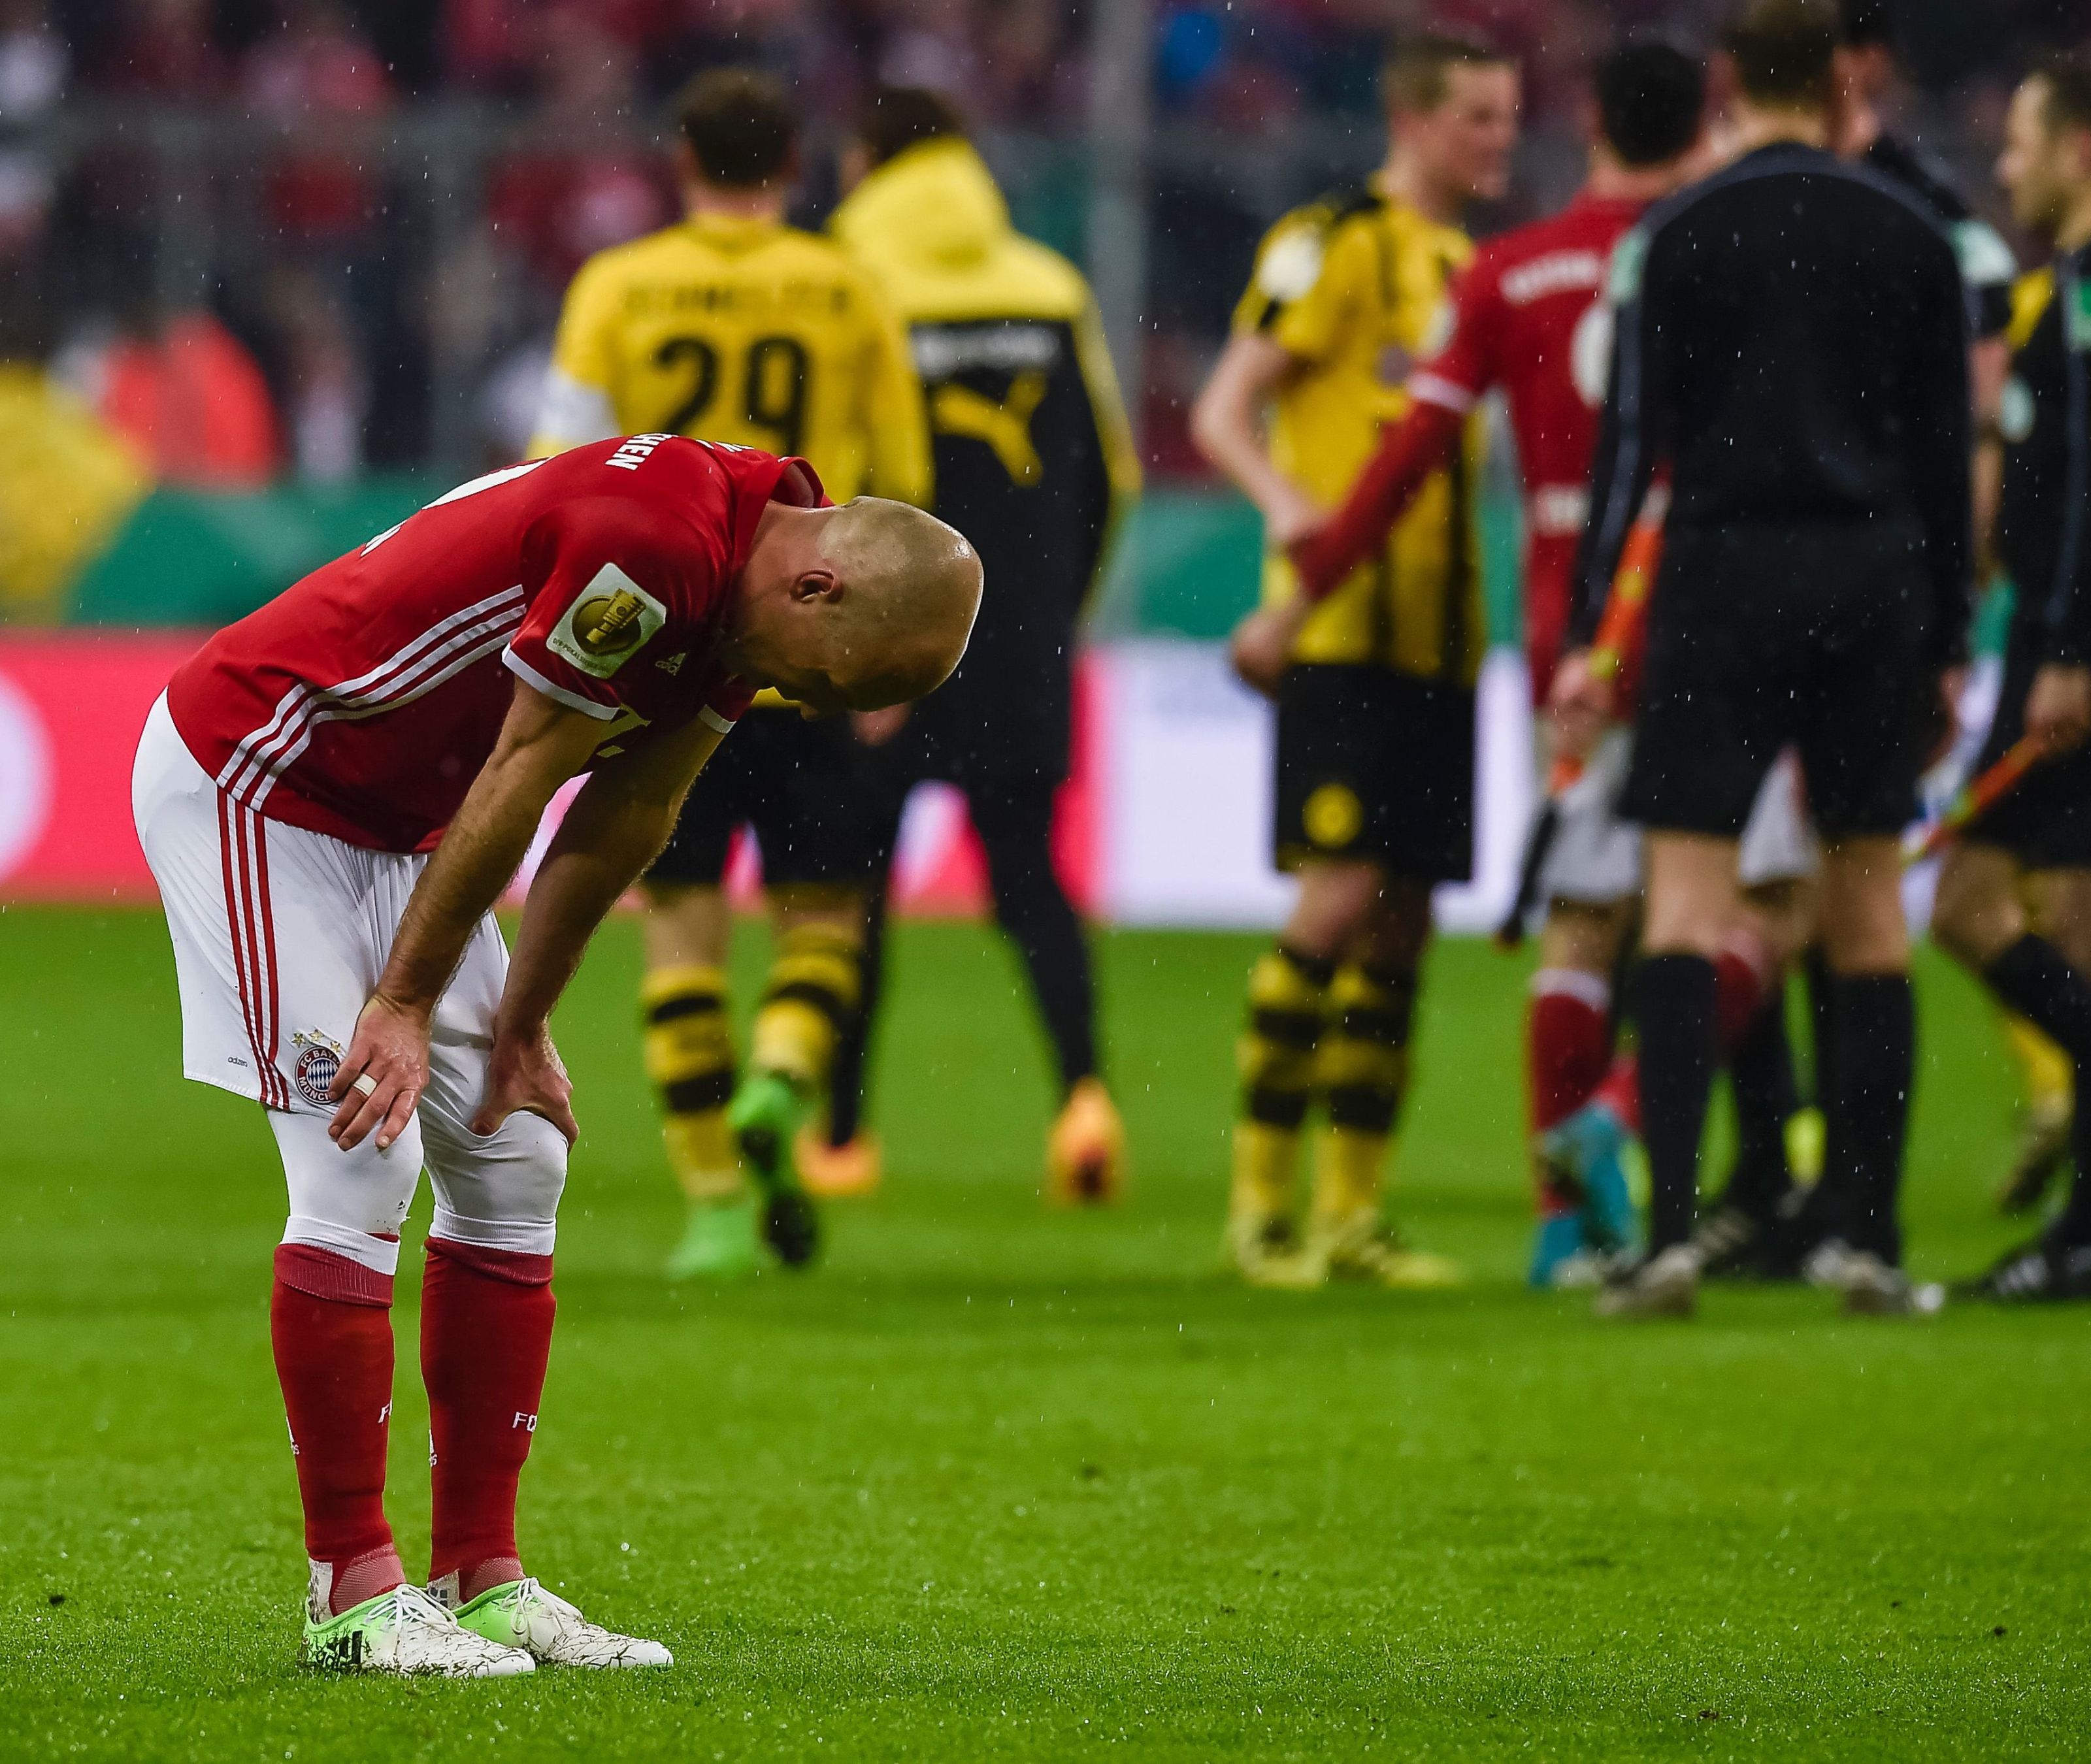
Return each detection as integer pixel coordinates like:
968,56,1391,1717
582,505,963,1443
437,1575,672,1668
301,1582,533,1676
665,1194,761,1281
728,1070,820,1267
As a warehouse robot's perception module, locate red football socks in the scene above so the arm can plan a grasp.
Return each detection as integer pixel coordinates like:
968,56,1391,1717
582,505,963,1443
1529,970,1612,1137
1714,927,1776,1056
271,1245,404,1615
1528,972,1613,1214
1592,1051,1642,1136
422,1237,555,1598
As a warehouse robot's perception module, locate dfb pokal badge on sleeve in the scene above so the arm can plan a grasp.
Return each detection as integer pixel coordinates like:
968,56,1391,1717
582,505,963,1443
291,1030,347,1109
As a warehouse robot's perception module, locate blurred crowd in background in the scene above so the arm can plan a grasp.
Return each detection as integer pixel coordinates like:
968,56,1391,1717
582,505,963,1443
0,0,2084,506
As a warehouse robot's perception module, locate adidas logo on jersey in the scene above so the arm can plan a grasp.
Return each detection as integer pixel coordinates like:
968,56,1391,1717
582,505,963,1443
656,651,686,675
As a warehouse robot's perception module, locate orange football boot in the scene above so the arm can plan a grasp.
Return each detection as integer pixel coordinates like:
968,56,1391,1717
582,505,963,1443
1046,1077,1125,1205
798,1126,883,1200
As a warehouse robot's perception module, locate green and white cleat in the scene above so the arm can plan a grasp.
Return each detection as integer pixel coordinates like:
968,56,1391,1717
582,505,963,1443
729,1070,820,1267
666,1194,762,1281
301,1582,534,1676
436,1576,672,1669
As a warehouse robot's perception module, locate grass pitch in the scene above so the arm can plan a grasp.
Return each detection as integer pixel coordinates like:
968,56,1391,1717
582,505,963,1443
1,905,2087,1761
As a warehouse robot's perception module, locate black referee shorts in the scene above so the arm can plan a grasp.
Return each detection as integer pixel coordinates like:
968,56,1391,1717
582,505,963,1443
646,708,875,891
1623,525,1933,843
1969,612,2091,868
1273,663,1475,882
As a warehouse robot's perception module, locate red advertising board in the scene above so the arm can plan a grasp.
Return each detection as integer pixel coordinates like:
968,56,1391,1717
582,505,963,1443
0,632,203,901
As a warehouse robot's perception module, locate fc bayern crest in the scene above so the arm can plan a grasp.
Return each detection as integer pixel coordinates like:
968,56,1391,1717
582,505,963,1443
291,1032,346,1108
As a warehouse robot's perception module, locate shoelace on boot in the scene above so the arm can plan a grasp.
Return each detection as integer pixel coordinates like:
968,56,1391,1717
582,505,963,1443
384,1584,467,1633
489,1576,585,1629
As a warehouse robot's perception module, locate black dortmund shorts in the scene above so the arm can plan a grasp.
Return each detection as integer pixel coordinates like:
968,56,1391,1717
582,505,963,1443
1623,526,1933,842
646,708,875,890
1969,613,2091,868
1274,664,1475,882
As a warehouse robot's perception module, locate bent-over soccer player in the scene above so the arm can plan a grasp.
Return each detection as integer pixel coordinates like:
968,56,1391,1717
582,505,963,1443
131,436,980,1674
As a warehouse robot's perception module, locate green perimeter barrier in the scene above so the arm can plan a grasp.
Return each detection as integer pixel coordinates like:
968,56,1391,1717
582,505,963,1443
61,477,1530,643
69,477,442,630
61,476,2010,653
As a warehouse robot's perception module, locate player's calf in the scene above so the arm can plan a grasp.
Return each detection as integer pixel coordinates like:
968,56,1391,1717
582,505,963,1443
1306,964,1462,1288
642,962,757,1279
732,918,863,1267
1226,946,1331,1281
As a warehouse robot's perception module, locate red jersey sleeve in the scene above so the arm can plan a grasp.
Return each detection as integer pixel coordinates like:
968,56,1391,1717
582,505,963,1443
502,492,732,727
1408,251,1505,417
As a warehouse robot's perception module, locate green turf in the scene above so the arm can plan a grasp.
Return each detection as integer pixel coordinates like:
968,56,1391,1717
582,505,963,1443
1,906,2086,1761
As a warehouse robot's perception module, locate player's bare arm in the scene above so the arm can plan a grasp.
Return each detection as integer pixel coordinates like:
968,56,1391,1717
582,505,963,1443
328,683,610,1153
1190,333,1319,544
480,714,727,1140
1196,335,1321,698
1234,400,1475,695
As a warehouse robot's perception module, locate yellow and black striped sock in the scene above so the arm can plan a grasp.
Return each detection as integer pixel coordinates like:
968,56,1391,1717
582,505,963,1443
2003,1009,2074,1121
640,965,740,1204
1312,963,1417,1225
1232,945,1336,1220
750,923,864,1094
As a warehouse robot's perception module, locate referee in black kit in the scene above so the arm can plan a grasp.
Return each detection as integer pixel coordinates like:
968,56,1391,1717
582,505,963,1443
1553,0,1974,1318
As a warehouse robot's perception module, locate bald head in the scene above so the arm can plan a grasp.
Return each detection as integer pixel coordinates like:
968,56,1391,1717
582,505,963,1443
727,494,982,715
816,498,981,705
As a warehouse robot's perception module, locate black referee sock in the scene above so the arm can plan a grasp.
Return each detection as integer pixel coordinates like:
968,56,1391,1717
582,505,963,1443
1804,943,1839,1108
1635,954,1719,1253
1984,934,2091,1248
1721,985,1800,1220
1826,973,1915,1265
1788,942,1854,1241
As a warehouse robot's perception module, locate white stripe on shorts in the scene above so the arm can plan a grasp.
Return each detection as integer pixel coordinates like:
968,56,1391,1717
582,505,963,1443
219,791,288,1109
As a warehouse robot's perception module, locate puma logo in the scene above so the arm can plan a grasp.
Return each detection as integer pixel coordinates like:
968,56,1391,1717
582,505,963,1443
931,372,1049,485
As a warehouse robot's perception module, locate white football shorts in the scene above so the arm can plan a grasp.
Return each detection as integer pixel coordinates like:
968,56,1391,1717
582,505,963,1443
132,694,564,1275
1540,730,1818,907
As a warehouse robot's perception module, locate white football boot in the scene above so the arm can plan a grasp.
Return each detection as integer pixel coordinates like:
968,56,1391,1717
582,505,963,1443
301,1577,535,1676
1594,1243,1701,1318
433,1574,674,1668
1837,1250,1946,1316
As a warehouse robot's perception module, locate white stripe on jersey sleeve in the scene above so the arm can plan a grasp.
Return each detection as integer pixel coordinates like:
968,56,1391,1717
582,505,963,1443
502,649,622,720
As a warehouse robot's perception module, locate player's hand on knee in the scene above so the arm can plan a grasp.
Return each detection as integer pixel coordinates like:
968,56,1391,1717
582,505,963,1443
472,1023,578,1145
1547,648,1611,759
329,993,431,1153
2026,663,2091,756
1230,604,1304,698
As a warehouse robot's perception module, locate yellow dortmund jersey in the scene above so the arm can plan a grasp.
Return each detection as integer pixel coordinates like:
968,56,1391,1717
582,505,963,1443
529,211,932,508
1234,186,1485,685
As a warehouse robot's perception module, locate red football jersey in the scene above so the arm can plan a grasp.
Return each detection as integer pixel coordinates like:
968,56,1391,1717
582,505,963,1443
169,436,819,853
1407,191,1645,700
